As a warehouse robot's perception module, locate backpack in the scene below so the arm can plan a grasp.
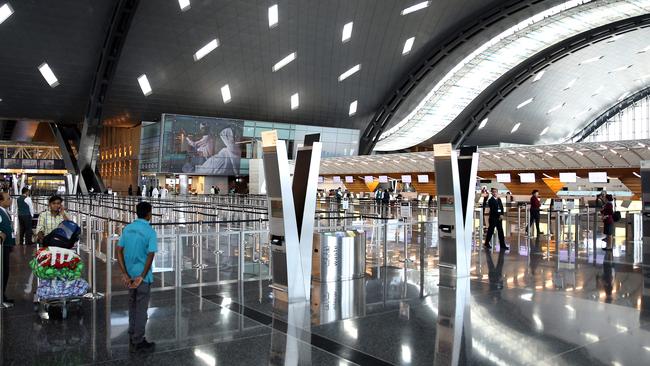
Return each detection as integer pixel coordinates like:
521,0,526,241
612,211,622,222
43,220,81,249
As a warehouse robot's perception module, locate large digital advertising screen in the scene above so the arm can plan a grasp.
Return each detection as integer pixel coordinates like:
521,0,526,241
161,114,243,175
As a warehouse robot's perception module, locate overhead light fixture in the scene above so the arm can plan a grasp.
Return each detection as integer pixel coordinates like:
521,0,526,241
535,148,543,153
564,78,577,90
532,70,545,82
268,4,278,28
401,1,429,15
402,37,415,55
518,153,526,158
579,56,603,65
576,150,584,156
545,152,553,157
272,52,296,72
638,142,646,147
0,3,13,24
338,64,361,82
543,173,553,179
516,98,533,109
638,45,650,53
478,118,488,129
591,85,604,97
342,22,353,42
547,103,565,114
607,34,623,42
193,39,219,61
137,74,152,96
634,172,641,178
178,0,191,11
609,65,632,73
349,100,358,116
574,108,592,119
618,91,630,101
540,127,549,136
38,62,59,88
511,122,521,133
220,84,231,103
290,93,299,110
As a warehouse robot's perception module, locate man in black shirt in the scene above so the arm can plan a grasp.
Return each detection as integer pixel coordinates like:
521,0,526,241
484,188,509,250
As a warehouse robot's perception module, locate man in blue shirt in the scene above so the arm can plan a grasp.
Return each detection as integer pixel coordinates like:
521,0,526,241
116,201,157,353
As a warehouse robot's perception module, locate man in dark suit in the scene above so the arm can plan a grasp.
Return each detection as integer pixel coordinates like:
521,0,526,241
484,188,509,250
0,191,15,305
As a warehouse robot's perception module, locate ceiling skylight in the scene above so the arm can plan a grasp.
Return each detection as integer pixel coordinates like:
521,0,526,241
137,74,152,96
38,63,59,88
272,52,296,72
221,84,231,103
478,118,488,129
511,122,521,133
401,1,430,15
402,37,415,55
338,64,361,82
342,22,353,42
532,70,545,82
268,4,278,28
0,3,13,24
349,100,358,116
516,98,533,109
193,39,219,61
290,93,299,110
375,0,650,151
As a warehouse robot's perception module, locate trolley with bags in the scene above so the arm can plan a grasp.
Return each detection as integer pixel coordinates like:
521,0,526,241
30,220,89,319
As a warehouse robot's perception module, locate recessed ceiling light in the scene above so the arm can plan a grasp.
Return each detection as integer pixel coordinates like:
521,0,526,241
402,37,415,55
618,91,630,101
349,100,358,116
564,78,577,90
510,122,521,133
547,103,565,114
338,64,361,82
290,93,299,110
540,127,549,136
193,39,219,61
268,4,278,28
38,63,59,88
401,1,429,15
342,22,353,42
221,84,231,103
478,118,488,129
516,98,533,109
532,70,545,82
178,0,190,11
272,52,296,72
579,56,603,65
609,65,632,73
137,74,152,96
0,3,13,24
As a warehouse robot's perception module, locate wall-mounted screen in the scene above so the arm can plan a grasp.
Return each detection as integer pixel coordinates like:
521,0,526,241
417,174,429,183
519,173,535,183
401,175,412,183
364,176,374,183
588,172,608,183
496,173,511,183
333,176,341,183
345,176,353,183
378,175,388,183
559,172,577,183
318,176,324,183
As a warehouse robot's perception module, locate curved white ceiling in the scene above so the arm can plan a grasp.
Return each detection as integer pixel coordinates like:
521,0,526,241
374,0,650,151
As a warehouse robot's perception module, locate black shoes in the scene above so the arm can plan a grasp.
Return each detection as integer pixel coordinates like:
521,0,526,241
501,246,510,251
483,244,492,249
130,338,156,353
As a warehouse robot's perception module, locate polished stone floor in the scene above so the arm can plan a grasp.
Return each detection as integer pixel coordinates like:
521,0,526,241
2,231,650,365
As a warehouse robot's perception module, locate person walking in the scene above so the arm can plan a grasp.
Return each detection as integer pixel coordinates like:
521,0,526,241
375,189,382,206
526,190,542,236
128,184,133,196
601,194,615,251
484,188,509,251
152,186,159,199
0,192,15,305
35,195,70,244
116,201,157,353
17,187,34,245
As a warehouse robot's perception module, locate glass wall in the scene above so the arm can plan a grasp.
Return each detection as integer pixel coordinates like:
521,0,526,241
582,95,650,142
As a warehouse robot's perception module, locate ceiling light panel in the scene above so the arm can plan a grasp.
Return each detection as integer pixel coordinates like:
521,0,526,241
290,93,299,110
401,1,430,15
38,63,59,88
272,52,296,72
540,127,549,136
338,64,361,82
609,64,632,73
511,122,521,133
268,4,278,28
516,98,534,109
137,74,152,96
547,103,565,114
221,84,231,103
375,0,650,151
193,39,219,61
579,56,603,65
342,22,353,42
403,37,415,55
0,3,13,24
349,100,358,116
532,70,545,82
478,118,488,129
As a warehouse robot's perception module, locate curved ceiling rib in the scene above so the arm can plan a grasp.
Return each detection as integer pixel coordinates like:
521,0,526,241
371,0,650,152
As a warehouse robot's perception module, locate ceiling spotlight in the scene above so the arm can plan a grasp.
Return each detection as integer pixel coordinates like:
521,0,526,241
137,74,152,96
401,1,429,15
0,3,14,24
290,93,299,110
221,84,231,103
532,70,545,82
342,22,353,42
338,64,361,82
268,4,278,28
349,100,358,116
511,122,521,133
539,127,549,136
38,63,59,88
478,118,488,130
516,98,533,109
193,39,219,61
272,52,296,72
402,37,415,55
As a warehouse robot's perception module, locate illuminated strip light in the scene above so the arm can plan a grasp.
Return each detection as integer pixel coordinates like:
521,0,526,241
478,118,488,129
375,0,650,151
221,84,231,103
342,22,353,42
564,78,577,90
290,93,299,110
511,122,521,133
137,74,152,96
634,172,641,178
272,52,296,72
268,4,278,28
609,64,632,73
517,98,534,109
38,63,59,88
349,100,358,116
338,64,361,81
193,39,219,61
579,55,603,65
532,70,545,82
0,3,14,24
547,103,565,114
401,1,429,15
540,127,549,136
403,37,415,54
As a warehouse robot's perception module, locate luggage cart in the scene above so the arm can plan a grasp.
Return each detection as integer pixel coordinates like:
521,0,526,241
38,296,83,320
